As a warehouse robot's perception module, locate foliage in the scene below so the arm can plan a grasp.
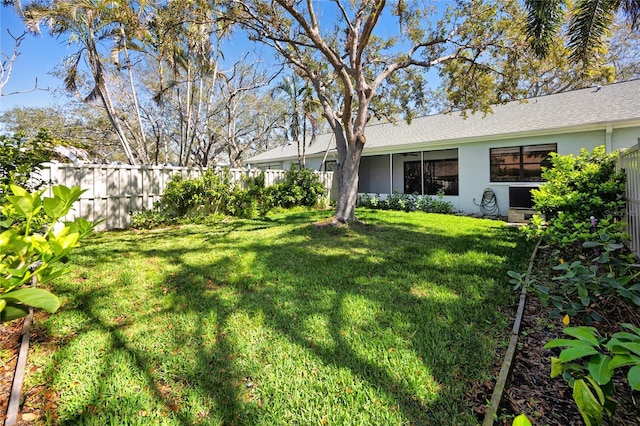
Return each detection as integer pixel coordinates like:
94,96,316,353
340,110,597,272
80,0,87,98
358,191,456,214
524,0,640,64
160,170,232,218
131,167,327,228
514,230,640,325
525,146,626,247
510,145,638,424
269,165,326,209
0,185,97,322
544,324,640,425
129,207,174,230
0,130,55,203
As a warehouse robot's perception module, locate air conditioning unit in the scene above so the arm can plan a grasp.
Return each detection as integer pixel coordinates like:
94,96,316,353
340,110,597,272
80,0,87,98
509,187,535,209
508,187,536,222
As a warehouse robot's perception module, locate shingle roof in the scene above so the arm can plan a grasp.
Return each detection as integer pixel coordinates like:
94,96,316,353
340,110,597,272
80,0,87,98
246,79,640,163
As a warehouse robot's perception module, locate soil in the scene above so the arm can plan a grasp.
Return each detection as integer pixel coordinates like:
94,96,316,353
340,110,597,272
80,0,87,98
1,318,23,423
2,245,639,425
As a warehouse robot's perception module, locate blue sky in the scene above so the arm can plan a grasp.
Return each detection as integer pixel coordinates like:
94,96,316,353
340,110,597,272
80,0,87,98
0,7,68,111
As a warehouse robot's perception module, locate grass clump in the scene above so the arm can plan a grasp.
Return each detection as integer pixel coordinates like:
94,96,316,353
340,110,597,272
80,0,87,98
27,209,533,424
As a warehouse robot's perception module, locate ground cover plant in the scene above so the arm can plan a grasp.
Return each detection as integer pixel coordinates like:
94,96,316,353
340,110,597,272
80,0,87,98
17,209,533,424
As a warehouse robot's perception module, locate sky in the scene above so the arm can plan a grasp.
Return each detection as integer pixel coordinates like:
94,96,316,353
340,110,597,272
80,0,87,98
0,7,66,111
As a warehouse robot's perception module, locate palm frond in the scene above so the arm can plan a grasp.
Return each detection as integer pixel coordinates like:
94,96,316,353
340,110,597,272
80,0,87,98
524,0,566,57
64,51,83,93
568,0,618,63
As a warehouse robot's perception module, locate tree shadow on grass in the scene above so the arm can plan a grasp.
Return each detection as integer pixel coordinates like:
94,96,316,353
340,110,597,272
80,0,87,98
37,213,532,424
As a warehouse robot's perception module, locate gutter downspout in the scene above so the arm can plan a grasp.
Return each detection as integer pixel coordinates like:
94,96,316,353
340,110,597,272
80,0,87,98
606,125,613,153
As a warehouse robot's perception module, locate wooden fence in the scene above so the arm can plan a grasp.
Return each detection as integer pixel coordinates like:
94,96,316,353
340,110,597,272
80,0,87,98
618,146,640,257
36,163,334,231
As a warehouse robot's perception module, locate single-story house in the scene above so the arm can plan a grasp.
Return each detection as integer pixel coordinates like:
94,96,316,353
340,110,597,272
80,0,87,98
245,79,640,219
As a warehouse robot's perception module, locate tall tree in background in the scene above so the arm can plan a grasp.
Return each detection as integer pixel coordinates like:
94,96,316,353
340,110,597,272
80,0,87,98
23,0,141,164
525,0,640,64
272,74,320,167
229,0,525,223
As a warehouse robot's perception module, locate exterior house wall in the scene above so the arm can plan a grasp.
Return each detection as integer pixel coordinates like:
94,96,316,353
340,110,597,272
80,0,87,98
613,127,640,152
459,130,607,216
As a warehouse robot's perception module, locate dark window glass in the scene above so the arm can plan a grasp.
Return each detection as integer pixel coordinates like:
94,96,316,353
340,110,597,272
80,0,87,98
490,143,556,182
324,160,337,172
404,161,422,194
424,159,459,195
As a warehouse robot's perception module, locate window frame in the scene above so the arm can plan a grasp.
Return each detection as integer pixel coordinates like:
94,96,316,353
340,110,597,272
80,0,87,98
490,143,556,183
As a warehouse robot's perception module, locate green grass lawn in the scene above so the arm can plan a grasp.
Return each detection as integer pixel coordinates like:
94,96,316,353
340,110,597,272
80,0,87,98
26,208,533,425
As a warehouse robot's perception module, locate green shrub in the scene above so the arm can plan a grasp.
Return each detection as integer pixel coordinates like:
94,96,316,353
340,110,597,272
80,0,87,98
160,170,231,217
130,207,173,229
270,165,326,208
132,166,327,228
0,130,55,202
527,146,626,246
358,191,455,214
1,185,97,322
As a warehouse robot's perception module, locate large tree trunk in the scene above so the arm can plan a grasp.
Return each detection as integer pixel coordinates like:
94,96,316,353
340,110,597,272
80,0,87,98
333,139,364,223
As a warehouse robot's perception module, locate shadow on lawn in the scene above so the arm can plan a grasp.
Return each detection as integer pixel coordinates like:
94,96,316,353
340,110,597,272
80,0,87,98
38,212,532,425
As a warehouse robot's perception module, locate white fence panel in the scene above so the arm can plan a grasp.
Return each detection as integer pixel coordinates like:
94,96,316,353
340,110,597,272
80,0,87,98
619,146,640,257
38,163,334,231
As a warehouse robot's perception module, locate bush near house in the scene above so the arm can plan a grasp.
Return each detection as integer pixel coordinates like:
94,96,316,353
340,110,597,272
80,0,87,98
358,191,456,214
526,146,626,247
130,165,327,229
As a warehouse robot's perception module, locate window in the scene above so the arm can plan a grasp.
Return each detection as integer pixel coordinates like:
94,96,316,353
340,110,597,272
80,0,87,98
403,158,459,196
324,160,337,172
490,143,556,182
404,161,422,194
424,159,459,195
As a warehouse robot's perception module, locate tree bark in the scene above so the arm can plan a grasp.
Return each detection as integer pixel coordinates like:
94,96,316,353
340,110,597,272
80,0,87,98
334,144,363,223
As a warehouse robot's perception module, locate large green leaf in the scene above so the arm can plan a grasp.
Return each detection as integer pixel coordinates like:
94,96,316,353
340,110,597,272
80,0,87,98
545,338,595,349
608,354,640,369
629,365,640,391
573,379,604,426
559,346,599,363
0,304,29,322
588,354,613,385
0,288,61,313
43,196,66,219
563,326,600,346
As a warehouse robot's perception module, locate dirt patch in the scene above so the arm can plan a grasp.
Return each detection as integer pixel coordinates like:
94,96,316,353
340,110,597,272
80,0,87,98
1,318,23,424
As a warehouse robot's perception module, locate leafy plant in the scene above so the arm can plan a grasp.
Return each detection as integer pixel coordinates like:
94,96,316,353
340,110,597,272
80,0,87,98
534,231,640,323
527,146,626,246
0,130,56,204
358,191,455,214
0,185,97,322
545,324,640,425
130,207,173,230
270,165,326,209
